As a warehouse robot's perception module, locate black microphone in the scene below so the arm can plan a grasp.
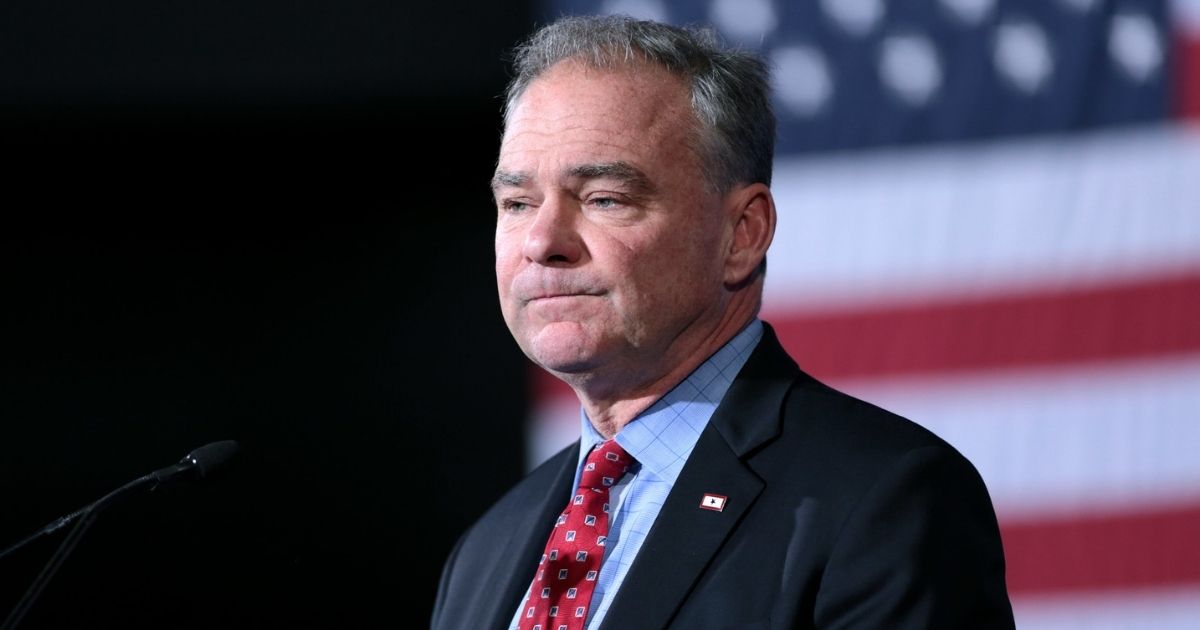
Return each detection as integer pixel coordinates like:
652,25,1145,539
0,441,239,630
148,440,241,485
0,440,241,561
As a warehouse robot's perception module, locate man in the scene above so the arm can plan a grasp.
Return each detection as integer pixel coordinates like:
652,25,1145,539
433,15,1014,630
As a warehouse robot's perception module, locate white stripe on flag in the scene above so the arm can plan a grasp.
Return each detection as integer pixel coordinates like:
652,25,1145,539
841,355,1200,519
1174,0,1200,32
527,396,580,469
1014,586,1200,630
765,124,1200,312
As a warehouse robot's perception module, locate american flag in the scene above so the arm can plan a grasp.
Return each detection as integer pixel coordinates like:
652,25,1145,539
529,1,1200,627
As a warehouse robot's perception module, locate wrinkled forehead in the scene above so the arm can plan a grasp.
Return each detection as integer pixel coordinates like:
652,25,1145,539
503,59,696,143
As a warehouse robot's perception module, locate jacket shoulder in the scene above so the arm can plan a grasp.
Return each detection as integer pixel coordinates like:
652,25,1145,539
475,442,576,524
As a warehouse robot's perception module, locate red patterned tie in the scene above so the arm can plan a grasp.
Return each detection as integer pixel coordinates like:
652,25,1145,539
517,439,633,630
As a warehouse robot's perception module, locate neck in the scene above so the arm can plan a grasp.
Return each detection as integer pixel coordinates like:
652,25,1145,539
569,290,760,440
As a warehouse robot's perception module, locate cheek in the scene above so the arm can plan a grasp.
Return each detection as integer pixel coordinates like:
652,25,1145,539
494,247,522,329
494,236,520,288
607,247,678,321
493,264,508,305
625,232,720,310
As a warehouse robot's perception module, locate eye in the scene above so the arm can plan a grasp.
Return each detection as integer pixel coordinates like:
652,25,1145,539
499,198,530,213
587,196,623,210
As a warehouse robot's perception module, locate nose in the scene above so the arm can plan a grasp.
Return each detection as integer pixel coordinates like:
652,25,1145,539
522,195,584,266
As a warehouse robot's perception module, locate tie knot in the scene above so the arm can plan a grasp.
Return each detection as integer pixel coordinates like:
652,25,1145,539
579,439,633,491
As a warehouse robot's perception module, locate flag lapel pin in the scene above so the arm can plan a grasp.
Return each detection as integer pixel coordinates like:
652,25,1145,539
699,493,728,512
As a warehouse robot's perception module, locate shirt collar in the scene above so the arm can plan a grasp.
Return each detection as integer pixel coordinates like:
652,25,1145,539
577,319,764,485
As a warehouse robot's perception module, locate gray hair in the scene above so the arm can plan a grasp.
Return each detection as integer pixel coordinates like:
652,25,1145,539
503,15,775,191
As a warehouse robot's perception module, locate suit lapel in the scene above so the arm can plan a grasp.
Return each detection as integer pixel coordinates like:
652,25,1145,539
598,424,765,629
481,444,579,630
598,324,802,629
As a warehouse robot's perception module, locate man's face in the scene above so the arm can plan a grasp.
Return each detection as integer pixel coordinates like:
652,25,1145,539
493,61,732,383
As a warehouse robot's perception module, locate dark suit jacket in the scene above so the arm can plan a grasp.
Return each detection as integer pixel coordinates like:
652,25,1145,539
432,324,1014,629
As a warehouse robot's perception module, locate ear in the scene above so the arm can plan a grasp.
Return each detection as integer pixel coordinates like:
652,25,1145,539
723,182,776,287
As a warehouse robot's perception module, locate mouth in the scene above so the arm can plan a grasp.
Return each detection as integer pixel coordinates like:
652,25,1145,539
528,292,598,302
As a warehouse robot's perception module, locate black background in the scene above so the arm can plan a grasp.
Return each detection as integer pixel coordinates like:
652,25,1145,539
2,2,538,627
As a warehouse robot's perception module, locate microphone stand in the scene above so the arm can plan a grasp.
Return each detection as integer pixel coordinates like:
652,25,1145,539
2,510,99,630
0,473,158,630
0,441,236,630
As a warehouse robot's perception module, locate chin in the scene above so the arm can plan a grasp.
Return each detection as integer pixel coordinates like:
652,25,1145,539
523,323,607,375
527,345,600,375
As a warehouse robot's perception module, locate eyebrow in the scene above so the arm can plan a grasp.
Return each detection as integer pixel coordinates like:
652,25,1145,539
567,162,655,195
490,170,528,191
490,161,655,196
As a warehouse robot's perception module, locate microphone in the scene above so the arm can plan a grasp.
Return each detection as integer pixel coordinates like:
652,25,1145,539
0,440,241,560
149,440,241,485
0,441,239,630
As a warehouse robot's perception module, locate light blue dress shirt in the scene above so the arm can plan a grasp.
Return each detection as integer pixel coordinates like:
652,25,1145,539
509,320,763,630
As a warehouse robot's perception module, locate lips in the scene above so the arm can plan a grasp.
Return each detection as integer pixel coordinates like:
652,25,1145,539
525,292,602,307
530,292,594,300
511,275,603,303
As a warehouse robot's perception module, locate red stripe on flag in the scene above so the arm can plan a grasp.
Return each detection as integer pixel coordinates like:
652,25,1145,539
1176,34,1200,119
772,271,1200,380
1002,501,1200,595
531,360,574,403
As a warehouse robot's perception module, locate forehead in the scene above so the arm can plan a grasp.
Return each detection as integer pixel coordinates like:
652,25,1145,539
499,61,696,172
